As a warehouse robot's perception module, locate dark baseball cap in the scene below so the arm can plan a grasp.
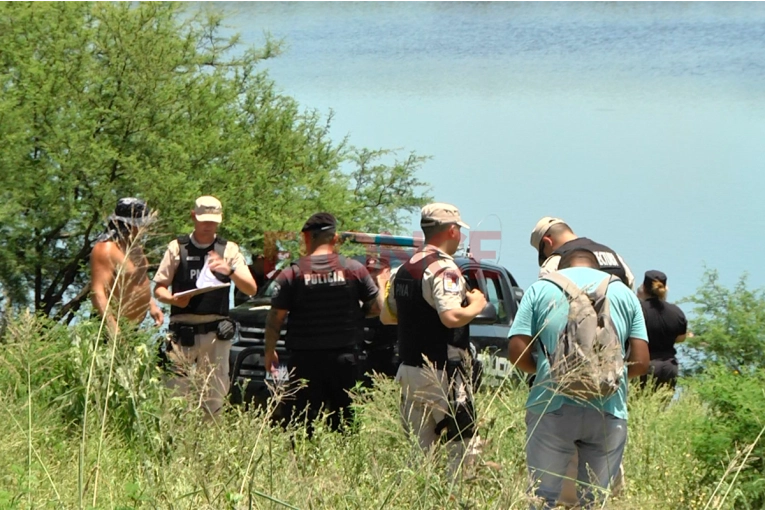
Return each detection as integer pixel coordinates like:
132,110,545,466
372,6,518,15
301,212,337,233
644,270,667,288
109,197,153,227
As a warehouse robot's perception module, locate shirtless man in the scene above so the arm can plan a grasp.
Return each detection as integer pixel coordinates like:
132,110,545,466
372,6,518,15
90,197,163,335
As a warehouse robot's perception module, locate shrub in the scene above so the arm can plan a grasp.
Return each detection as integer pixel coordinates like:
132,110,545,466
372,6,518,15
689,365,765,509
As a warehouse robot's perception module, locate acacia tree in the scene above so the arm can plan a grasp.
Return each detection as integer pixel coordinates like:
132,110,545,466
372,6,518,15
0,2,430,321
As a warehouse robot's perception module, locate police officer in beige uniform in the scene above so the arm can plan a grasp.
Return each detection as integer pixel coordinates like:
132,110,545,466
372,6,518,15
154,196,258,416
380,203,487,477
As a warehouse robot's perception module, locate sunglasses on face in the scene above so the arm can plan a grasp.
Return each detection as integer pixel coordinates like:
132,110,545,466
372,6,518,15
538,238,549,266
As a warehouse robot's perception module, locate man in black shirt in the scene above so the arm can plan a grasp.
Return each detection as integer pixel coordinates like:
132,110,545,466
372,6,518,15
530,216,635,288
264,212,385,432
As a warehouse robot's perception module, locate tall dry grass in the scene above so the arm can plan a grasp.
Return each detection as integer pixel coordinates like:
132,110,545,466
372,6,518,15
0,226,752,509
0,311,732,509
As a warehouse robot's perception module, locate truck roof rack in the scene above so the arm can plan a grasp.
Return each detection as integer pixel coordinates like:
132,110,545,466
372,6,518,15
340,231,474,261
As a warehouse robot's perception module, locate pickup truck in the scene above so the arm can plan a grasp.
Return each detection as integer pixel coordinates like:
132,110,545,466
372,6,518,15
228,233,525,406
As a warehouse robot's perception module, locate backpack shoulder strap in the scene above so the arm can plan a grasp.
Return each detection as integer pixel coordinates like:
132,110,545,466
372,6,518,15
593,274,621,299
177,235,190,245
542,271,581,298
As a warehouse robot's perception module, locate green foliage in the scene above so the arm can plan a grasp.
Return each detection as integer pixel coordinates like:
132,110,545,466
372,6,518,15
679,270,765,508
688,366,765,509
0,2,430,319
0,313,175,454
625,385,710,508
682,269,765,372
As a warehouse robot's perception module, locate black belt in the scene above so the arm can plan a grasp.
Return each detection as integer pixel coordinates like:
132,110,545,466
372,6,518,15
169,320,222,335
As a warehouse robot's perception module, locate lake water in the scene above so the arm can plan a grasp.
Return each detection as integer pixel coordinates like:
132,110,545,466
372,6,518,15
212,1,765,310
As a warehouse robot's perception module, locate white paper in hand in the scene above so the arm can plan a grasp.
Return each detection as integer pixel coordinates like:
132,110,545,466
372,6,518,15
266,365,289,384
171,257,230,298
196,259,225,289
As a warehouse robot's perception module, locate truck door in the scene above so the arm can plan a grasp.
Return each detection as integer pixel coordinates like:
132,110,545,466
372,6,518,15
459,263,501,353
472,267,522,386
476,268,514,352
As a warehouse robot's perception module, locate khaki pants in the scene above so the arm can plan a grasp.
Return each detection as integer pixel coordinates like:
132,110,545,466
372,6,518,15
396,346,481,478
166,330,231,416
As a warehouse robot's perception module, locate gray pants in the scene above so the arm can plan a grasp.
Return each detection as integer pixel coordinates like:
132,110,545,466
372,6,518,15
525,405,627,509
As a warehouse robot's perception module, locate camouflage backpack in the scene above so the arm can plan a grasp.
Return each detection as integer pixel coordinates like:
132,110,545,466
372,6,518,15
541,272,625,400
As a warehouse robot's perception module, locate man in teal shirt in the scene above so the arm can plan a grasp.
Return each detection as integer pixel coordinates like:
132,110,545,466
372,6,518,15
509,250,649,509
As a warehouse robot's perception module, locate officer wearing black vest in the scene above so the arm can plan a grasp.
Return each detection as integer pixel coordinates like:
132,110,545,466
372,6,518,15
264,212,384,433
379,202,487,478
154,195,258,417
530,216,636,288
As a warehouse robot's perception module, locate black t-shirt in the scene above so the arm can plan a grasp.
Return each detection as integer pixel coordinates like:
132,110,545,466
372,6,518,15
271,254,378,350
641,298,687,359
363,316,398,348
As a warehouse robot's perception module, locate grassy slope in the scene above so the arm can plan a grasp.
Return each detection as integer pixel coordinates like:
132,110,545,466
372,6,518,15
0,316,721,509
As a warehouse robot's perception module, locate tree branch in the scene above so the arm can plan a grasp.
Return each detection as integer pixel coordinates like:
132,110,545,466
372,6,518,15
42,209,100,316
56,282,91,324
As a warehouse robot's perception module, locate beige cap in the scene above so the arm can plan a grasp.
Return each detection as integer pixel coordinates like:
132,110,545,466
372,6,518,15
420,202,469,229
193,195,223,223
530,216,565,250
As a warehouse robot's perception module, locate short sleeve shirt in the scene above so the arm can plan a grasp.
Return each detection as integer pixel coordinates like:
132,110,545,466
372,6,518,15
641,298,687,358
509,267,648,420
384,245,466,318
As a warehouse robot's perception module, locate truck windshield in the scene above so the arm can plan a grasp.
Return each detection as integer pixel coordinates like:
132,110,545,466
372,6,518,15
257,273,282,298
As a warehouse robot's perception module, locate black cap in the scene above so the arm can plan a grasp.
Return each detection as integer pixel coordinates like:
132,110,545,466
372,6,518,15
301,212,337,233
109,197,153,227
644,270,667,288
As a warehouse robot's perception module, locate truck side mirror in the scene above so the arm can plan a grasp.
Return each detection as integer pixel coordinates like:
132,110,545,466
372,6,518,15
472,302,498,325
513,286,524,304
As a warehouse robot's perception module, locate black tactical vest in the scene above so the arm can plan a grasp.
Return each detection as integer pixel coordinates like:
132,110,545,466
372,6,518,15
284,255,365,351
170,235,230,317
395,251,469,370
553,237,629,285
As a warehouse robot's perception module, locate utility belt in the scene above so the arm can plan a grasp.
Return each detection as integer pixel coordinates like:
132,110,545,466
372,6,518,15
168,318,236,347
